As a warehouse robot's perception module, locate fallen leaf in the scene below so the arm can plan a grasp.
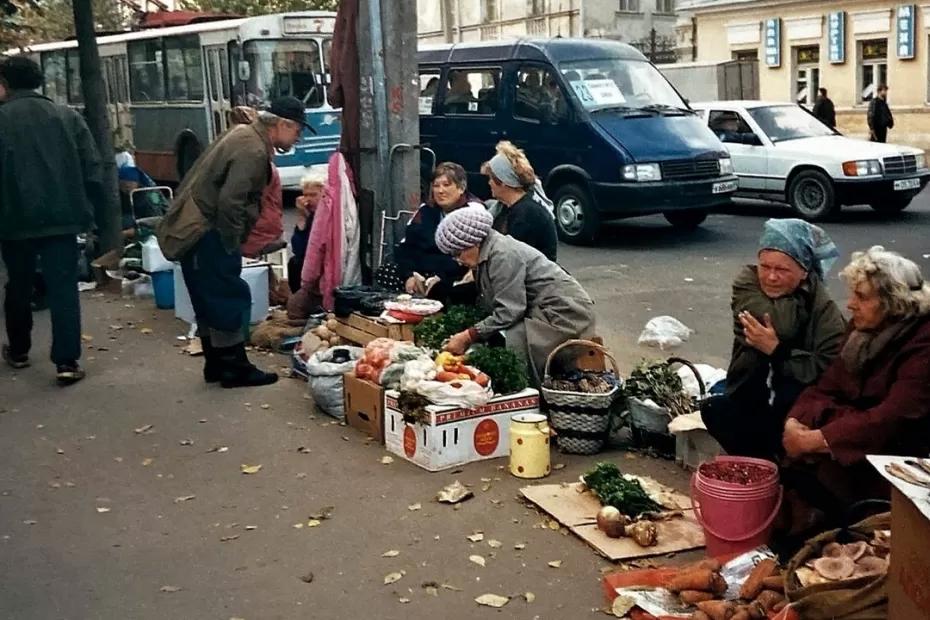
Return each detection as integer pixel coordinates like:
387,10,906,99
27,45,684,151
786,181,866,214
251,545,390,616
96,506,111,514
134,424,153,434
466,532,485,543
245,525,257,531
174,495,196,504
240,464,262,475
553,463,566,470
23,519,37,525
56,448,65,455
524,592,536,603
547,560,562,568
64,482,75,488
159,585,182,593
293,523,304,529
481,484,491,492
260,404,271,410
179,439,193,446
207,446,229,453
514,543,526,550
296,473,307,479
140,328,153,335
297,446,311,454
384,572,404,585
480,477,492,483
487,539,502,548
407,503,421,512
81,334,93,342
48,482,61,489
475,593,509,608
380,456,394,465
436,480,473,504
299,572,314,584
546,519,560,531
341,436,349,442
469,555,486,567
306,519,321,528
382,550,400,558
308,506,334,521
220,535,239,542
398,598,411,604
142,458,154,467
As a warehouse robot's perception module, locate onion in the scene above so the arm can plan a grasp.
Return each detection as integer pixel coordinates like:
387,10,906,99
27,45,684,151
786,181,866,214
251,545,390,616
597,506,628,538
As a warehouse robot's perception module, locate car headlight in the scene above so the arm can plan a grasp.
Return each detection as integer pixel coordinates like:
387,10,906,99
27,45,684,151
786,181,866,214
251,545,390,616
719,157,734,176
622,163,662,182
916,152,927,170
841,160,882,177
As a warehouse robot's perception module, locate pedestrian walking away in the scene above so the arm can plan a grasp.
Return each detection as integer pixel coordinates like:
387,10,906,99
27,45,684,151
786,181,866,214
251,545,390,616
0,55,104,385
867,84,894,143
812,87,836,130
157,96,310,388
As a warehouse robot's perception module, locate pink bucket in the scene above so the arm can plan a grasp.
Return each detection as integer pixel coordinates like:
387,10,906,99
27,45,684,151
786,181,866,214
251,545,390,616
691,457,783,557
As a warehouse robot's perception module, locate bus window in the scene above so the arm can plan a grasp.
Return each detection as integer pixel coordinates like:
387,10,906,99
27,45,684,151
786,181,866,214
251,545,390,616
165,35,205,102
129,39,165,102
442,68,500,116
66,50,83,104
242,39,322,108
418,70,440,115
42,51,67,105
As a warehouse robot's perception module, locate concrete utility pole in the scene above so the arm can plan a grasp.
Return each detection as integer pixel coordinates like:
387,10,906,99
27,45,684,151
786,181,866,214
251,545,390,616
357,0,420,271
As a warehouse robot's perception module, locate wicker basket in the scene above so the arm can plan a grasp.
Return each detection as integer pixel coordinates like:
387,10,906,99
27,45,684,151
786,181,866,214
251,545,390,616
628,357,706,454
542,339,622,455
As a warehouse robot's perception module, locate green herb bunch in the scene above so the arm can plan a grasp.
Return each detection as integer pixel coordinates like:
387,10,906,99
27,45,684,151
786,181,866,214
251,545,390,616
582,462,662,516
413,305,489,350
466,346,528,395
623,359,692,418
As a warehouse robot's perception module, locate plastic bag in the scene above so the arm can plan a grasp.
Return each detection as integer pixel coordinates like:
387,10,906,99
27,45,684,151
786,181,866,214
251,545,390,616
141,236,173,273
121,273,153,298
637,316,694,350
677,363,726,398
400,358,438,392
415,380,491,408
306,346,363,418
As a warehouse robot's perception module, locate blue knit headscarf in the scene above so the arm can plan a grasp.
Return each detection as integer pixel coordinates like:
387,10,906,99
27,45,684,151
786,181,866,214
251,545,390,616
758,218,839,279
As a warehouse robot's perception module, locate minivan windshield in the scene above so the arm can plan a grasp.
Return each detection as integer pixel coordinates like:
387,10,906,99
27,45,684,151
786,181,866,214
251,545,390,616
558,58,688,112
747,105,836,143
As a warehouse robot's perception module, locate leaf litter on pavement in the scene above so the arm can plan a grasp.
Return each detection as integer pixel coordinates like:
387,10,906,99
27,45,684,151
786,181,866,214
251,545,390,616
240,464,262,475
475,593,509,608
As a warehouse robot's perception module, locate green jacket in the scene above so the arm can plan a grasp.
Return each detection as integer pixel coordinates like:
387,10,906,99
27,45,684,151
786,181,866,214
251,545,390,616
727,265,846,402
158,121,271,257
0,91,102,241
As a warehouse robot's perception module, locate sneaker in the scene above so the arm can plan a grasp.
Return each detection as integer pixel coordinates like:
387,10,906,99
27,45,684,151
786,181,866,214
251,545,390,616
56,362,86,386
2,345,30,369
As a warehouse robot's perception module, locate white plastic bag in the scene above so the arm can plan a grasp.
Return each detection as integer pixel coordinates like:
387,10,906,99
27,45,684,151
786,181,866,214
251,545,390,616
306,346,363,419
677,363,726,398
415,380,491,409
121,273,154,298
637,316,694,350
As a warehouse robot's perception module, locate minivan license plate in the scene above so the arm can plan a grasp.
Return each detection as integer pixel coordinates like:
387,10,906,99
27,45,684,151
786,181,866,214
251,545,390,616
713,180,738,194
893,178,921,191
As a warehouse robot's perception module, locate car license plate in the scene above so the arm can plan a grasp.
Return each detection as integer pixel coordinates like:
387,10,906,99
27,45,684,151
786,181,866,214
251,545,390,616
713,180,738,194
893,178,921,191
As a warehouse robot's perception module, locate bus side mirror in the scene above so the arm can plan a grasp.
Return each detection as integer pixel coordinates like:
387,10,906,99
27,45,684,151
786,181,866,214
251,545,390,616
238,61,251,82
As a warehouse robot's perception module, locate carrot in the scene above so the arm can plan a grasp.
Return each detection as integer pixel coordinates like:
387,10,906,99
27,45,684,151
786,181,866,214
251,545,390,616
692,612,712,620
668,568,717,593
762,575,785,593
711,573,729,596
754,590,785,612
680,590,716,605
732,610,751,620
740,559,778,600
696,600,736,620
772,600,788,613
688,558,723,572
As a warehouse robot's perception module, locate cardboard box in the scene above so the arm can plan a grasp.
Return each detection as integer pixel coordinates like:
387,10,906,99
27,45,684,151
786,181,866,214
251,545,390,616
384,388,539,472
331,313,416,346
343,372,385,444
889,486,930,619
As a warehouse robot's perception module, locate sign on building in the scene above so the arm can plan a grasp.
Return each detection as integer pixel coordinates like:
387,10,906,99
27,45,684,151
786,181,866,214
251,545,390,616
828,11,845,64
897,4,916,59
764,18,781,67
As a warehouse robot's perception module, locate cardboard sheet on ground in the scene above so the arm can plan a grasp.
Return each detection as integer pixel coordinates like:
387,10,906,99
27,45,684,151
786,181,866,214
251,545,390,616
520,482,705,561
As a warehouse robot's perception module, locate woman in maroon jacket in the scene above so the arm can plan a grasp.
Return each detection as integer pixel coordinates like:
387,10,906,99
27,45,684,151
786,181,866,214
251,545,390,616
781,246,930,525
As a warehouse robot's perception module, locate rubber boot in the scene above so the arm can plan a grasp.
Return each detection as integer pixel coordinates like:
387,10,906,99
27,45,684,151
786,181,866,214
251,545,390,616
200,334,222,383
216,343,279,389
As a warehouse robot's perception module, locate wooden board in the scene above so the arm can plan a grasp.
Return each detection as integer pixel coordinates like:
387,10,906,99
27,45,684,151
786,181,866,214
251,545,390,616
520,482,705,562
332,313,416,346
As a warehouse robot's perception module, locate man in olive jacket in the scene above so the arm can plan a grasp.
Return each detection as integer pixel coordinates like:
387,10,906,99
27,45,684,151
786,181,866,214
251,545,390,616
157,97,308,388
0,56,103,385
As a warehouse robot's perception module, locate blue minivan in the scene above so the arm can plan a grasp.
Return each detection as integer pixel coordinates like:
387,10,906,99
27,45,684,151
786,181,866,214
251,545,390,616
417,38,738,244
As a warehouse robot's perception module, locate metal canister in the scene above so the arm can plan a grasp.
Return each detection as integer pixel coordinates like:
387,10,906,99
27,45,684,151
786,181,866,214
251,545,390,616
509,413,551,479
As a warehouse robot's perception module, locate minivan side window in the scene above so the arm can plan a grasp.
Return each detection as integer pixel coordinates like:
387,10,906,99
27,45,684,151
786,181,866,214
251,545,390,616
442,68,500,116
419,70,440,115
515,66,568,124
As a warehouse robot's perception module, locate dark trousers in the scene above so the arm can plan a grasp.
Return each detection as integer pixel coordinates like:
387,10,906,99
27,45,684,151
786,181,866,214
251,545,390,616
180,230,251,347
1,235,81,364
870,127,888,143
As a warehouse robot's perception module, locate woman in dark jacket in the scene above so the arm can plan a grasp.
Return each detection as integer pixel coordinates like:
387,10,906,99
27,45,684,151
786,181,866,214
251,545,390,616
782,246,930,520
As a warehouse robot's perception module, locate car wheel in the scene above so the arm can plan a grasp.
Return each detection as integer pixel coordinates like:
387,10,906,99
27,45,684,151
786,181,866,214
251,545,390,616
869,196,913,214
664,209,708,229
553,183,600,245
788,170,838,221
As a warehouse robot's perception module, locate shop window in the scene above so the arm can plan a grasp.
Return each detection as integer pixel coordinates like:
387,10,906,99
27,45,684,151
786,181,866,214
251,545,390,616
165,35,205,101
794,46,820,107
42,51,67,105
514,66,568,124
655,0,675,14
619,0,641,12
418,69,441,115
129,39,165,102
859,39,887,103
732,49,758,61
442,68,500,116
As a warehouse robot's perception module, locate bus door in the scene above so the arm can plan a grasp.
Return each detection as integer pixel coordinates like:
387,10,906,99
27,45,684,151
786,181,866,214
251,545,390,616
203,45,231,139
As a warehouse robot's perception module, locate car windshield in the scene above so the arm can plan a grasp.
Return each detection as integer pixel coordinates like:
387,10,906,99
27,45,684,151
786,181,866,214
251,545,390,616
242,39,323,107
558,58,687,112
747,105,835,143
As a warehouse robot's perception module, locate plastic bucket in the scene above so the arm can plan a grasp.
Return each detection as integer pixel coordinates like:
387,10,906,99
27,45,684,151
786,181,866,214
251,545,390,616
509,413,551,479
151,270,175,310
691,457,783,557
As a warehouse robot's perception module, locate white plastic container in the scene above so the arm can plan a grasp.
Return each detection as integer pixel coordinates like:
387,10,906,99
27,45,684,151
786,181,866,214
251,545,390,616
173,261,270,325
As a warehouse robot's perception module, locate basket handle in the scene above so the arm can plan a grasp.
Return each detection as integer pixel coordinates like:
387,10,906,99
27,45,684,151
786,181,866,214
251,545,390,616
543,338,621,379
667,356,706,398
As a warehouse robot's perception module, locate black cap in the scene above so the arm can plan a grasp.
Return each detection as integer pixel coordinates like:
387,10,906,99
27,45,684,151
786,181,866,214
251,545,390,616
268,96,316,134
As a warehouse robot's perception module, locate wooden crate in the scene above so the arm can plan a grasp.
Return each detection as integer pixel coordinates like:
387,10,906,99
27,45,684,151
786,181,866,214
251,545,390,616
331,313,416,345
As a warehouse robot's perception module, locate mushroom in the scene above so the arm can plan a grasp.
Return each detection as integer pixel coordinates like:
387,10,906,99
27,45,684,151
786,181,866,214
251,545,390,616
812,556,856,581
842,542,869,561
852,556,888,579
821,542,844,558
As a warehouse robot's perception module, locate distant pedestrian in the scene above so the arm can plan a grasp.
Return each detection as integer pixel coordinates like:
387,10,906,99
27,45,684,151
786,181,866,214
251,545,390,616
868,84,894,143
157,97,309,388
0,55,103,385
812,87,836,129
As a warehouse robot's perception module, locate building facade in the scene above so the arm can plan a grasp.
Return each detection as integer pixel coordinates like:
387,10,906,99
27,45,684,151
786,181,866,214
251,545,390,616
417,0,678,61
682,0,930,147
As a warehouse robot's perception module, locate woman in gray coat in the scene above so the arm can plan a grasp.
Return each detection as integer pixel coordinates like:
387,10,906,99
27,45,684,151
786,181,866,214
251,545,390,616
435,206,596,384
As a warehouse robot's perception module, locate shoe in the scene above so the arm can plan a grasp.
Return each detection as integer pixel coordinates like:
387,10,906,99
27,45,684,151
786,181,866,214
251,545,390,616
200,335,222,384
2,345,30,369
216,343,278,389
56,362,86,385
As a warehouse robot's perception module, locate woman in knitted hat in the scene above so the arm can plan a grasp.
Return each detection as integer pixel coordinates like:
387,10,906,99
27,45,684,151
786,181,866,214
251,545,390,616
702,218,846,461
435,206,596,384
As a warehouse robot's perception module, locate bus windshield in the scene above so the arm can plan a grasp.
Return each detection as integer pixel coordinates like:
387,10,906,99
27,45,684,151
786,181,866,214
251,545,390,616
242,39,323,107
558,58,687,112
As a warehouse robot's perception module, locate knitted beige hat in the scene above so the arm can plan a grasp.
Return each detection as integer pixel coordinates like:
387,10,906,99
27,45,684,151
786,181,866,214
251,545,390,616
435,205,493,255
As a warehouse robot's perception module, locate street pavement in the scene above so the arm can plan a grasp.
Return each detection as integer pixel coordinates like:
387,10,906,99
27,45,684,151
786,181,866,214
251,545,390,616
1,193,928,619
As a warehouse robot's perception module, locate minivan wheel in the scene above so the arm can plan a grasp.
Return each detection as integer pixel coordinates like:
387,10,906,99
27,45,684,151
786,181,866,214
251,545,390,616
553,183,599,245
869,196,913,214
788,170,838,221
664,209,708,229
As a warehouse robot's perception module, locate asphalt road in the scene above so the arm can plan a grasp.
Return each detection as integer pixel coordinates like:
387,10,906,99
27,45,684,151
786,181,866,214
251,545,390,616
0,191,928,620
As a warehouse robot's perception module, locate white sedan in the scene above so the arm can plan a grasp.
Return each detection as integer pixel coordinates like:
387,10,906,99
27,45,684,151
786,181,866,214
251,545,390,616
691,100,929,220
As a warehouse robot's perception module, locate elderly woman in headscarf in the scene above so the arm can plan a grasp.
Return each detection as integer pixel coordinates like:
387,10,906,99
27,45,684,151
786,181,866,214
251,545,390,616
435,206,596,384
780,247,930,520
483,141,558,262
702,219,846,461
